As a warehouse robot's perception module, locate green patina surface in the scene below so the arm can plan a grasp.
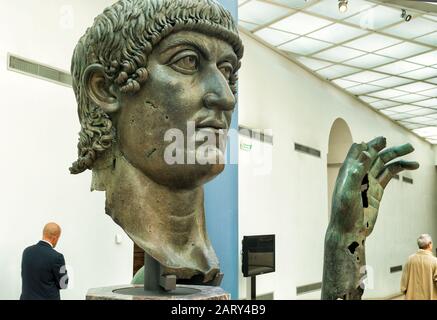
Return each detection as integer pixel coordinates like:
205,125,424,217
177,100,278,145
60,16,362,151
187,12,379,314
322,137,419,300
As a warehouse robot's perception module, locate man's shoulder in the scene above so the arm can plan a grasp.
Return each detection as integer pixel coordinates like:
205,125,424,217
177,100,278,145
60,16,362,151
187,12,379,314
53,249,64,259
406,252,421,264
24,242,61,256
408,252,418,260
23,243,42,254
408,251,437,262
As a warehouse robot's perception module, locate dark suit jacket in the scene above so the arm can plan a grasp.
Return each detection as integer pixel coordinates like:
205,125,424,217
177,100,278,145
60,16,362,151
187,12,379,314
20,241,68,300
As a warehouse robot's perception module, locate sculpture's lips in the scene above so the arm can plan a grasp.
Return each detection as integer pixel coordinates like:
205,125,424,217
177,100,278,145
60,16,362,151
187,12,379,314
196,119,227,131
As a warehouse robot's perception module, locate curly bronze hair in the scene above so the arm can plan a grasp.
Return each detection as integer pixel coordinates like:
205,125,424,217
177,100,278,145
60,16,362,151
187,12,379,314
70,0,243,174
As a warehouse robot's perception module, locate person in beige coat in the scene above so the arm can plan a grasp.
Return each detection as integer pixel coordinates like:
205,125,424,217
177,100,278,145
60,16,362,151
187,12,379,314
401,234,437,300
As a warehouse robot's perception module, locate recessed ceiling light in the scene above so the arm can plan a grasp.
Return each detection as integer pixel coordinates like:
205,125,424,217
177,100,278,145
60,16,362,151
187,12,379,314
306,0,374,20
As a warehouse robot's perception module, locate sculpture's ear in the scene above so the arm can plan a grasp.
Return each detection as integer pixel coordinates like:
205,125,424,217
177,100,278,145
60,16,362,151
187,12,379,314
83,64,120,113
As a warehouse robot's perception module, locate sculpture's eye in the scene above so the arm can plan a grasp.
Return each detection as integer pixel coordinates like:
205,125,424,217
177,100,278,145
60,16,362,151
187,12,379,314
170,51,199,74
218,62,234,81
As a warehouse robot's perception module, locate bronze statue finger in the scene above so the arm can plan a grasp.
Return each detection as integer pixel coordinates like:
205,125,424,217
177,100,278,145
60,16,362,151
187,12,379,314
377,160,420,188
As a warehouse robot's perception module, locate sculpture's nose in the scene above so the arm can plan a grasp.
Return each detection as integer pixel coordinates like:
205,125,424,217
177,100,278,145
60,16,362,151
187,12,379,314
202,68,236,112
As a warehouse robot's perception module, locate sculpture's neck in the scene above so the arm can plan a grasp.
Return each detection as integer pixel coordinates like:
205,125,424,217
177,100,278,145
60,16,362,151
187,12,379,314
92,151,219,281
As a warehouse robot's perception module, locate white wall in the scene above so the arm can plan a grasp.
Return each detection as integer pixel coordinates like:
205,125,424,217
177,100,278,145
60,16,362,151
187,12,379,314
238,32,437,300
0,0,133,300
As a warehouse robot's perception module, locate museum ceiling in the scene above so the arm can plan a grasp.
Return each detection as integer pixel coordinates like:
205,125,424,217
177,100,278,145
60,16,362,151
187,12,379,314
238,0,437,143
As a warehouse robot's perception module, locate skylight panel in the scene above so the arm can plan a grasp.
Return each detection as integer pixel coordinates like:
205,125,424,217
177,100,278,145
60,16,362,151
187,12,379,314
316,65,360,79
395,82,436,93
313,46,365,63
346,84,382,95
370,76,413,87
295,56,333,70
239,20,260,31
270,0,317,9
415,32,437,46
368,88,406,99
332,78,361,89
359,95,380,103
344,33,401,52
307,23,368,44
414,98,437,107
374,42,430,59
374,61,423,74
401,67,437,80
369,100,400,109
383,17,437,39
239,0,292,25
278,37,332,55
344,53,394,68
342,70,388,83
270,12,332,35
414,126,437,137
406,51,437,66
254,28,299,46
345,5,403,30
391,94,429,104
385,104,421,113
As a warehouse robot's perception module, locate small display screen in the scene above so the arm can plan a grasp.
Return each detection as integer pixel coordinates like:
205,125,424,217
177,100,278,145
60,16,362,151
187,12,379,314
242,234,275,277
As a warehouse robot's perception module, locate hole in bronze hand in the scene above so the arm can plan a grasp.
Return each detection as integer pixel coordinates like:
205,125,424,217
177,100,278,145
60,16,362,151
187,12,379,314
348,242,359,254
361,174,369,208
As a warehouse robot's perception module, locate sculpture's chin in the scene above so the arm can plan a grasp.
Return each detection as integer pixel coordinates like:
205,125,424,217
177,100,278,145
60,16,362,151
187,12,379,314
120,144,227,189
150,163,225,189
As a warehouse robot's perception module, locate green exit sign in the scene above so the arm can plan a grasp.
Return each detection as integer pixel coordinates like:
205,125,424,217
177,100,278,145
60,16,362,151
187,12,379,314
240,142,252,151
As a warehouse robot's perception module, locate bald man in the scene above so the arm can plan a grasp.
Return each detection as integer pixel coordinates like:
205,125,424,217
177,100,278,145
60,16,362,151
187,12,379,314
20,223,68,300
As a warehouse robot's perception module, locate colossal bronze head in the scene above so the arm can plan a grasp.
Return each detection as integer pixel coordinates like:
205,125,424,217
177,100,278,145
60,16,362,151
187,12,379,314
70,0,243,283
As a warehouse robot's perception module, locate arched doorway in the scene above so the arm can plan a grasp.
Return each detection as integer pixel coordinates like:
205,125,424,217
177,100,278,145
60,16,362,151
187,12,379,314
327,118,353,219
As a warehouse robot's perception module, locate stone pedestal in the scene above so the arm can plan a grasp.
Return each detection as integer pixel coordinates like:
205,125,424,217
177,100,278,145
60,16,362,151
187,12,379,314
86,284,230,300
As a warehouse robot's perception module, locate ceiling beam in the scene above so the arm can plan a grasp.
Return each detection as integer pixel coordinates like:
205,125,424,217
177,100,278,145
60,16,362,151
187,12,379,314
371,0,437,14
